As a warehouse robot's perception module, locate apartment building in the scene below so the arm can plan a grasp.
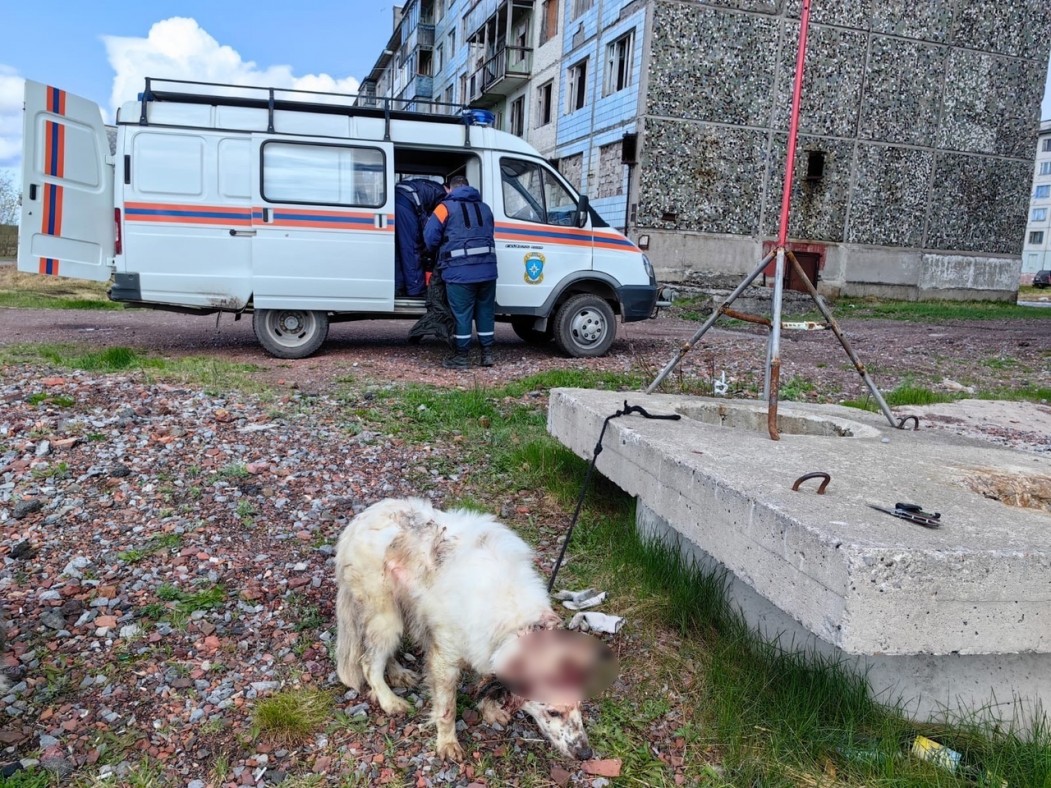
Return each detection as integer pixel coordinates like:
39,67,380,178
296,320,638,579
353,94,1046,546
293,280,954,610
361,1,1051,300
1022,119,1051,282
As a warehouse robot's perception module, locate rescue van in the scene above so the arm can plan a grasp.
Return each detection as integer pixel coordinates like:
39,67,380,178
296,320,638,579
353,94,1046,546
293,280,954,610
18,77,673,359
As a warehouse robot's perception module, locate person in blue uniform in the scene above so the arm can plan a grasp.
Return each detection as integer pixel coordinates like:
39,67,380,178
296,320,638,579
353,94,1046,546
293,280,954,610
394,178,449,297
423,175,499,369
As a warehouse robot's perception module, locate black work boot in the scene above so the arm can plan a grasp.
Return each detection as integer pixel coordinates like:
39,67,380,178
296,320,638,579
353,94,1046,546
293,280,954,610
442,351,470,369
479,347,494,368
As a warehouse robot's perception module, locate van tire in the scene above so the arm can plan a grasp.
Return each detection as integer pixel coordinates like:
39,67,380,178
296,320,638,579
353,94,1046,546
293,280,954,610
552,294,616,358
511,316,554,346
253,309,329,359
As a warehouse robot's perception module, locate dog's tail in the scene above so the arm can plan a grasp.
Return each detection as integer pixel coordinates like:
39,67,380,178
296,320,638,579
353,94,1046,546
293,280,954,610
334,582,365,692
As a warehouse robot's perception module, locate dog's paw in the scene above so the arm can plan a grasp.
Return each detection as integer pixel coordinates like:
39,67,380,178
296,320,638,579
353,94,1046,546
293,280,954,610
478,700,512,727
388,664,421,689
436,739,465,762
372,692,411,716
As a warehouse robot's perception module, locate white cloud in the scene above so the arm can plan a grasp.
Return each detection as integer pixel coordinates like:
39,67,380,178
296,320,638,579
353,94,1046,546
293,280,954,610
102,17,360,115
0,65,26,169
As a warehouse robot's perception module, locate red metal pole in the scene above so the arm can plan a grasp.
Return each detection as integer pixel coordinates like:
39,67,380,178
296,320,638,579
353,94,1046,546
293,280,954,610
777,0,812,246
766,0,812,440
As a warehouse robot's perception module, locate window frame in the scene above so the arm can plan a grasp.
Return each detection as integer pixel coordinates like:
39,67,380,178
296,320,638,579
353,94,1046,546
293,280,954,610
1041,161,1051,176
510,96,526,136
1037,185,1051,199
567,59,588,113
499,156,581,227
260,139,388,209
537,80,553,126
572,0,593,20
604,30,635,96
1033,207,1048,222
1043,138,1051,153
540,0,560,44
1029,230,1045,245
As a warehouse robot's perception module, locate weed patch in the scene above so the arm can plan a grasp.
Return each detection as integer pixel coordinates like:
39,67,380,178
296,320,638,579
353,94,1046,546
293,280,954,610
0,343,264,394
254,687,334,744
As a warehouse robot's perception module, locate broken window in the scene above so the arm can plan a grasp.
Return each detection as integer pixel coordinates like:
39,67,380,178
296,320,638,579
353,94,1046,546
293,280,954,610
604,31,634,95
567,59,587,112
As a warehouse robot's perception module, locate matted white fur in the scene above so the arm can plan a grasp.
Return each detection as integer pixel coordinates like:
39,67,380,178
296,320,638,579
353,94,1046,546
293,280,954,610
333,497,599,761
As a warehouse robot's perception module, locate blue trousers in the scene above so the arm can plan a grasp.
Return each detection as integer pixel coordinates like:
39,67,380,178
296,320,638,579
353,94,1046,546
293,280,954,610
394,196,427,296
446,280,496,352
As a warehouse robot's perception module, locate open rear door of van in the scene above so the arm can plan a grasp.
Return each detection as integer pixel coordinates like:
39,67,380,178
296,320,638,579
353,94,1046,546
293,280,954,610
18,81,114,282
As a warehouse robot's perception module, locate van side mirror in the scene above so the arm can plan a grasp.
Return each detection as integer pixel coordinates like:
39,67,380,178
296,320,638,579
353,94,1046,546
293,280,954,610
576,194,590,228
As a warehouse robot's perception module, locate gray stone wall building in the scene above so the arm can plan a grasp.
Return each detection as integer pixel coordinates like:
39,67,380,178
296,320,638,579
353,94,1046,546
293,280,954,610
632,0,1051,299
359,1,1051,299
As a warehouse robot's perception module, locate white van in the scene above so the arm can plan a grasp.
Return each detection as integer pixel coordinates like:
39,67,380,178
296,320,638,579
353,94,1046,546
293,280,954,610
18,77,673,359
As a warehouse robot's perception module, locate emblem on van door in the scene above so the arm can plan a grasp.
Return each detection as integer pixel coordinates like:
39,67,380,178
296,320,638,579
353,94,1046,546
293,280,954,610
523,252,545,285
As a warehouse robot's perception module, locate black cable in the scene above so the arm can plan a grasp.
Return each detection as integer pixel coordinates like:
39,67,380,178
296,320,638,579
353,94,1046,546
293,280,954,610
547,400,681,593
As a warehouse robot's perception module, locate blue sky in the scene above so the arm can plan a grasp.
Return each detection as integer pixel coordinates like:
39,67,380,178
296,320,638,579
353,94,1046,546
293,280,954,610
3,3,1051,183
0,1,398,178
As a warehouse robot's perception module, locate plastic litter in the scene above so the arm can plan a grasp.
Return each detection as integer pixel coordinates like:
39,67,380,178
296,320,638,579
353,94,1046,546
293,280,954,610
567,612,625,634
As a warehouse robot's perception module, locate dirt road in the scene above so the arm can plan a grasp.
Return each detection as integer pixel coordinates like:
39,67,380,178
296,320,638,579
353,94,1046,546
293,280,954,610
0,305,1047,398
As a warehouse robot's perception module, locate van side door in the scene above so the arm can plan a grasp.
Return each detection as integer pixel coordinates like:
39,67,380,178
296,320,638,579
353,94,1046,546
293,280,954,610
493,157,592,309
18,81,114,282
250,136,395,312
120,129,253,308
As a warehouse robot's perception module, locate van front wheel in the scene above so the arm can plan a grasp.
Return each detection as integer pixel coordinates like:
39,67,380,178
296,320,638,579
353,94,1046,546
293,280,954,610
253,309,330,359
553,294,616,358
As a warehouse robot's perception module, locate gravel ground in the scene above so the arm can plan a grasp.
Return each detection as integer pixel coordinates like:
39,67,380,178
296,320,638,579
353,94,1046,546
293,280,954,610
0,306,1048,786
1,368,649,786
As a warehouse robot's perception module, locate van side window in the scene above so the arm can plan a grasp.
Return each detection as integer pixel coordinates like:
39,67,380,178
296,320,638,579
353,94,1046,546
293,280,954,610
133,133,204,196
500,158,578,227
262,142,385,208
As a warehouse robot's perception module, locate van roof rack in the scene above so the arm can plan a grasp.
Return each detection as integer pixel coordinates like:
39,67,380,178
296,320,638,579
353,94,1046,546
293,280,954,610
135,77,495,143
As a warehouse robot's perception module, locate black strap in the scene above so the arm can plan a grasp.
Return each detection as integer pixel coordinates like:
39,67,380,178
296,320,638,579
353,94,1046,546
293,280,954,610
547,401,681,593
474,203,483,226
460,202,471,229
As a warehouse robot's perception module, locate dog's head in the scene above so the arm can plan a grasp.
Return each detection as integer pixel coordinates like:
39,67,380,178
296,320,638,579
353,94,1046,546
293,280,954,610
492,628,618,760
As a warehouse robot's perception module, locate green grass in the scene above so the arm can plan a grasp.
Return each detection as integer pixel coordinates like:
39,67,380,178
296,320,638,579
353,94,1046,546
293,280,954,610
0,343,264,394
118,533,182,564
253,687,334,745
814,296,1051,322
360,375,1051,786
845,383,1051,412
0,266,120,311
152,583,226,628
510,437,1050,786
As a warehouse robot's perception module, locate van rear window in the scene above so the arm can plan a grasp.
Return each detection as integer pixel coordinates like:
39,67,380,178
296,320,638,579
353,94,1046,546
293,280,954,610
262,142,385,208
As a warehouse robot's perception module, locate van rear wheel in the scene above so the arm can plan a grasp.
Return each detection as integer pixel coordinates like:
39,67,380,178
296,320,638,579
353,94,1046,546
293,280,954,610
511,316,554,346
553,294,616,358
253,309,329,359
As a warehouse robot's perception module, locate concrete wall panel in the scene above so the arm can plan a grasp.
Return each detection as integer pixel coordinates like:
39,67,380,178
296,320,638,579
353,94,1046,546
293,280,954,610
847,145,934,248
645,4,780,126
859,37,947,147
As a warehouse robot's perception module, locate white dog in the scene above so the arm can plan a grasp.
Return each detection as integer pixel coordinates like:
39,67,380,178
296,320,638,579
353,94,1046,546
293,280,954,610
333,497,616,761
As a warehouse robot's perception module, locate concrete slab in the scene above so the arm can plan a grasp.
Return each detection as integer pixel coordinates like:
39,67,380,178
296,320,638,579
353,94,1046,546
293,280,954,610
547,389,1051,728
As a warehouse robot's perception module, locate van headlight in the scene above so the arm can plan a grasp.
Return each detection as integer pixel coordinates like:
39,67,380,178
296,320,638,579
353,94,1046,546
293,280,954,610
642,254,655,282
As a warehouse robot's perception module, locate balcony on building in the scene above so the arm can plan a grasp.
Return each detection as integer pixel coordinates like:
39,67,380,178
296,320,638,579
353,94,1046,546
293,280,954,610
466,0,534,107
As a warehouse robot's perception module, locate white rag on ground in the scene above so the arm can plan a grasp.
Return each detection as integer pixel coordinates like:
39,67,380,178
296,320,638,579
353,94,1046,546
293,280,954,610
554,588,608,610
568,612,625,634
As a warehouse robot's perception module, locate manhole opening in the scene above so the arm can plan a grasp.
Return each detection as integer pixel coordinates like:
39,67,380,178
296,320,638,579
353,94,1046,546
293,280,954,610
676,403,860,437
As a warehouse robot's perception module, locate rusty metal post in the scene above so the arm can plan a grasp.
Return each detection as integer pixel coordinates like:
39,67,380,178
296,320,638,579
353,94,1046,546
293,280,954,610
645,251,774,394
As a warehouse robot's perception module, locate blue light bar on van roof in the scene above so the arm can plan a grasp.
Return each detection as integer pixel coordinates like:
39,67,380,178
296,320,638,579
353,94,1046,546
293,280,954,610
462,109,495,127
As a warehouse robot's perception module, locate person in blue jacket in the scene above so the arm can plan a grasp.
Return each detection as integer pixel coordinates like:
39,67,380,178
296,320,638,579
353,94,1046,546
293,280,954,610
394,177,449,297
423,175,499,369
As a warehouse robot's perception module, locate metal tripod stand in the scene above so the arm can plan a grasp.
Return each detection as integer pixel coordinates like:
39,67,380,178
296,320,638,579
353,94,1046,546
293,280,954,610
644,0,898,440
